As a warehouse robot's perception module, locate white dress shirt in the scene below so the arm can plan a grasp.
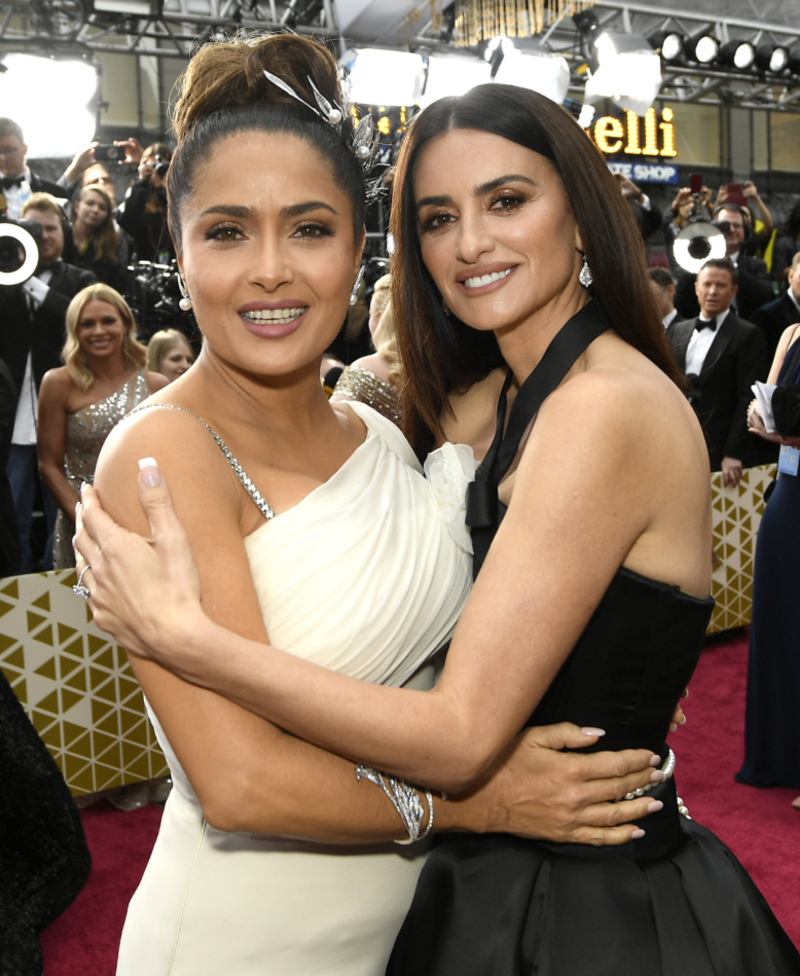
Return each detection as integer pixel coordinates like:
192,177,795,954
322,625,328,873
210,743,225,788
685,307,731,377
11,267,54,446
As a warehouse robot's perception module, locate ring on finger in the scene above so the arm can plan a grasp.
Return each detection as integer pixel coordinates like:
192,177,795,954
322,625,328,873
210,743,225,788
73,564,91,601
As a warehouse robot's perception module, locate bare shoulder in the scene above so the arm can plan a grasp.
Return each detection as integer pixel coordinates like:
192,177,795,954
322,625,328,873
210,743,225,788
39,366,72,395
144,370,169,394
96,402,241,533
349,353,393,384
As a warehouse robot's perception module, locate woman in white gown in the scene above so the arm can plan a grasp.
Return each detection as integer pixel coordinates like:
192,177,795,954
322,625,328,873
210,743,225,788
77,34,661,976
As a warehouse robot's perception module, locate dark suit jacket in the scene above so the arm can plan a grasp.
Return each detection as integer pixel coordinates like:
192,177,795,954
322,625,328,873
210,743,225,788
750,292,800,364
668,311,769,470
0,260,97,407
0,358,20,574
674,254,774,323
27,169,68,200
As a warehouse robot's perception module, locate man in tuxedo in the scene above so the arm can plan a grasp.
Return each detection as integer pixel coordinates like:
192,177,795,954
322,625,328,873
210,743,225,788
648,268,680,329
750,250,800,362
0,118,67,219
674,204,773,322
0,192,96,572
668,258,768,488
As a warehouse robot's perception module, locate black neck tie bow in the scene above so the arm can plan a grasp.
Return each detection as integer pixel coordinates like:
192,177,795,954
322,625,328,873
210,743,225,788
697,316,717,332
1,175,24,191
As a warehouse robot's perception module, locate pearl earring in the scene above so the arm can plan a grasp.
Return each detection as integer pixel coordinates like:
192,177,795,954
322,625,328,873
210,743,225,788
177,273,193,311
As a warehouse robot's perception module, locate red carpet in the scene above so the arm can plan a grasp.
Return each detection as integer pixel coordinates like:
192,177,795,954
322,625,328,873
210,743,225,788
40,631,799,973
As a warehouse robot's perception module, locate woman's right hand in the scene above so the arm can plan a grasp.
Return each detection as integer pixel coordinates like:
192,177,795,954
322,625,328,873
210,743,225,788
74,461,204,660
446,724,662,846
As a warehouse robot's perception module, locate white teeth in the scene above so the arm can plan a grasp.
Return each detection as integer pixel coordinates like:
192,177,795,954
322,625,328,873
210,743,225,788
242,307,306,324
463,268,513,289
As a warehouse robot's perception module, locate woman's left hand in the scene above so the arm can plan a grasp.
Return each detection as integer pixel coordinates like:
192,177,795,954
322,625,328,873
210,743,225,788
74,460,203,660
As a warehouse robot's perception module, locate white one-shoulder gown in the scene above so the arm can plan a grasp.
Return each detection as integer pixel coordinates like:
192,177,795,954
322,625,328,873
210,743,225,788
116,402,474,976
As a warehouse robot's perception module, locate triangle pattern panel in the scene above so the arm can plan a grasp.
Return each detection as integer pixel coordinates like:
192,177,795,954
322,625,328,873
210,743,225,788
708,464,775,634
0,569,167,796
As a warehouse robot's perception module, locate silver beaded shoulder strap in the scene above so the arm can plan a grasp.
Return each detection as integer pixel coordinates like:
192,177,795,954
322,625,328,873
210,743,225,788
128,403,275,521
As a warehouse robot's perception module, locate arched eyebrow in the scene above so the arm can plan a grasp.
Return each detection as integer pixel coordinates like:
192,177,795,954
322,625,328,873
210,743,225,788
198,201,338,220
417,174,537,211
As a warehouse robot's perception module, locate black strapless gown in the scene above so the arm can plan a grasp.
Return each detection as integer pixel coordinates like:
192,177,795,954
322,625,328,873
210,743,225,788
386,567,800,975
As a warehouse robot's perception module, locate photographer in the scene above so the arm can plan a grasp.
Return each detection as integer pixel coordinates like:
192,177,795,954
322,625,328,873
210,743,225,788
0,117,67,219
0,192,96,572
114,140,175,263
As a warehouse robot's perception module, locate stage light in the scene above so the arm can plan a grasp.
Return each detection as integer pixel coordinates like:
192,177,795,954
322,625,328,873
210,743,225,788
718,40,755,71
648,30,685,63
93,0,162,14
0,54,98,158
685,30,720,65
755,44,789,74
493,49,570,104
787,48,800,76
340,49,425,107
420,54,491,107
584,33,662,117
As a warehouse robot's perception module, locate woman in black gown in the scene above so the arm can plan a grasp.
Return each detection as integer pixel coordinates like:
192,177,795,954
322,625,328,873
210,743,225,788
74,83,800,973
737,323,800,794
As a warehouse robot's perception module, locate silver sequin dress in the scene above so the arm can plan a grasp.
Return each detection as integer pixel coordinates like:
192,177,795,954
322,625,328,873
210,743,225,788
52,371,149,569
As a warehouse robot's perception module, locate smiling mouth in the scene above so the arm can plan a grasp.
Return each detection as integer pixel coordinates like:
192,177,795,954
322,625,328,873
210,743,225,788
463,269,513,289
241,307,307,324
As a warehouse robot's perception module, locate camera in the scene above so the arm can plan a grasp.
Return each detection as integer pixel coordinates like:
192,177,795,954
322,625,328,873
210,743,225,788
126,259,193,341
94,144,123,163
153,157,170,180
0,217,41,287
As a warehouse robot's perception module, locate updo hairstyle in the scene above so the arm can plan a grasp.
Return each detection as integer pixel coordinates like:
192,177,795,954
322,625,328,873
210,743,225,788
390,84,682,456
167,34,366,251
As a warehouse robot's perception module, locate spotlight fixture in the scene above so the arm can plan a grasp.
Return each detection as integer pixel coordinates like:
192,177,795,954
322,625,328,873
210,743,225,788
572,10,599,35
584,32,662,117
755,44,789,74
339,49,426,106
648,30,684,63
718,39,755,71
92,0,162,13
494,49,570,104
420,54,491,107
685,29,720,65
787,48,800,75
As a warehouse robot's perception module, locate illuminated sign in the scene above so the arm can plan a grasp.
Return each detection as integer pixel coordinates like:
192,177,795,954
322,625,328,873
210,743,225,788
588,107,677,158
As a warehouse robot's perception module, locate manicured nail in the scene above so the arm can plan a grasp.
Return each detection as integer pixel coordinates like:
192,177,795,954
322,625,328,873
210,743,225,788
138,457,161,487
669,723,677,732
631,829,646,839
649,755,661,767
679,715,687,724
650,769,664,783
581,727,605,736
647,800,664,813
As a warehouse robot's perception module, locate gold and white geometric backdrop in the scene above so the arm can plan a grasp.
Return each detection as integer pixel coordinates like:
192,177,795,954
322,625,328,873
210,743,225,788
708,464,775,634
0,569,167,796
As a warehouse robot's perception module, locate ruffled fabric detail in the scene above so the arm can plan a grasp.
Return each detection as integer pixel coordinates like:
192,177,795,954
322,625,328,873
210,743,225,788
424,442,478,554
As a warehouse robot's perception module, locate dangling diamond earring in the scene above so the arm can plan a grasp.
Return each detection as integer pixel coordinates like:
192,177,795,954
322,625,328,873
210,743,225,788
177,272,193,311
349,265,365,306
579,253,593,289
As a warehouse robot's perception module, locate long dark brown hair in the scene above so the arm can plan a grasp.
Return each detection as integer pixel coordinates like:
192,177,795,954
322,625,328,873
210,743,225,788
391,84,682,457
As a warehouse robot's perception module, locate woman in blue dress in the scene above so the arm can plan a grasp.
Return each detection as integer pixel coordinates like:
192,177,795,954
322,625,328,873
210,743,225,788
737,322,800,794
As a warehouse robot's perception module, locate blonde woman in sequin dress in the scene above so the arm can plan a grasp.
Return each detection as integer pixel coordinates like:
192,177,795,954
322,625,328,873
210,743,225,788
38,284,167,567
332,273,402,425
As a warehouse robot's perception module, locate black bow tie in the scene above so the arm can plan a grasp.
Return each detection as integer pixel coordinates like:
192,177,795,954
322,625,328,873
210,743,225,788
696,316,717,332
1,175,24,190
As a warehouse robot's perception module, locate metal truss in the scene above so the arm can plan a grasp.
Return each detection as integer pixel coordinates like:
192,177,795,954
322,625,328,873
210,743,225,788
2,0,800,111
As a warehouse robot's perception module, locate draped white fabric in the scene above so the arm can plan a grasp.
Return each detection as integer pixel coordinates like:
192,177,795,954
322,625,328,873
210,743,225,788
117,402,473,976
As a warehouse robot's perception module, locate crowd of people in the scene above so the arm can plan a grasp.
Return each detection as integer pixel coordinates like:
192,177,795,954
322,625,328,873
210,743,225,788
1,31,800,974
0,118,196,577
